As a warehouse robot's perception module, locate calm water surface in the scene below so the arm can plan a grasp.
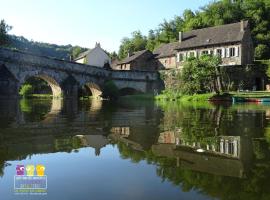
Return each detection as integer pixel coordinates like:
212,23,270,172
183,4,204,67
0,98,270,200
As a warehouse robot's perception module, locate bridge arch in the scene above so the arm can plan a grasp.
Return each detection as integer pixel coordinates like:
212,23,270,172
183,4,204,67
20,74,63,98
79,82,103,98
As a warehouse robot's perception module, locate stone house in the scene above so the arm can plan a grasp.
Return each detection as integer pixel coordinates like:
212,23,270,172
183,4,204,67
115,50,156,71
154,21,254,70
74,43,111,67
153,42,179,70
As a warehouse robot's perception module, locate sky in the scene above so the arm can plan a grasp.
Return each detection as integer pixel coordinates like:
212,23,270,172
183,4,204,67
0,0,212,52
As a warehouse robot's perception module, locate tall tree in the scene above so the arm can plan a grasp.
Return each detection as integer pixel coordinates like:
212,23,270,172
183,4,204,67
0,20,12,46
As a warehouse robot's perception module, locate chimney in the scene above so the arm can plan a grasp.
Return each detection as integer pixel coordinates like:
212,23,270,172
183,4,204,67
240,20,245,32
179,32,183,43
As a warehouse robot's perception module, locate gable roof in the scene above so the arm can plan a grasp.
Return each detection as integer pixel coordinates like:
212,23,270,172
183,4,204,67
153,42,179,58
74,49,93,61
118,50,149,64
175,21,249,50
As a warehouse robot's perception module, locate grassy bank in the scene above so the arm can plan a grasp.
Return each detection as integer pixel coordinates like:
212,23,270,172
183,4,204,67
155,92,215,102
155,91,270,102
21,94,53,99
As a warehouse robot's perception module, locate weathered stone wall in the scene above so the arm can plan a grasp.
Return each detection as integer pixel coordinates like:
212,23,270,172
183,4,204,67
160,64,267,92
157,56,176,69
241,28,254,66
131,51,156,71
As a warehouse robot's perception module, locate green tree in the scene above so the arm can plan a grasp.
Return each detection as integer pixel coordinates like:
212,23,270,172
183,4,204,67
118,31,147,60
180,55,222,94
102,80,119,100
0,19,12,46
255,44,270,59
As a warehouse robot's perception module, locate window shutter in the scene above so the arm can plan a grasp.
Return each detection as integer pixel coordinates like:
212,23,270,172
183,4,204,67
214,49,217,56
226,48,230,57
195,50,198,58
176,53,180,62
222,48,225,58
235,47,239,57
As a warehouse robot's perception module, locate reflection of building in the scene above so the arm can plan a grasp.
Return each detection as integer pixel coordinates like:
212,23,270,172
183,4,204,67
153,131,253,178
76,135,109,156
158,131,178,144
178,136,240,158
110,127,130,137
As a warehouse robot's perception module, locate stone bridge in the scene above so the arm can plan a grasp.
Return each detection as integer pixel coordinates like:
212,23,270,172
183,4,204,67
0,48,163,98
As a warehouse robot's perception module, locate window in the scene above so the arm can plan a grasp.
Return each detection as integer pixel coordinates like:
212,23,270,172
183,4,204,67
164,59,167,65
209,50,214,55
179,53,184,62
216,49,222,57
189,51,195,58
201,50,208,55
229,47,235,57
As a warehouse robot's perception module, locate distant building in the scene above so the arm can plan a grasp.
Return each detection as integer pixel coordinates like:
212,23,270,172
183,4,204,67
154,21,254,69
115,50,156,71
74,43,111,67
153,42,179,70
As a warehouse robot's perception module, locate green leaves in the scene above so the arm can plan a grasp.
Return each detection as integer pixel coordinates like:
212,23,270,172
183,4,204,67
180,55,222,94
0,19,12,46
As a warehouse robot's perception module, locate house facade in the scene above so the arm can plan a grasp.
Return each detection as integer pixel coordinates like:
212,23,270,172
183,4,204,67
153,42,178,70
154,21,254,70
115,50,156,71
74,43,111,67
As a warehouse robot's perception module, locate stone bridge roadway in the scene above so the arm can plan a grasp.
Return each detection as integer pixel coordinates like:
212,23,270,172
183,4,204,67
0,48,163,98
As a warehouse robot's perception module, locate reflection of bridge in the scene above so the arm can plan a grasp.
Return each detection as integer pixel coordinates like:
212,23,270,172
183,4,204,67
0,48,163,98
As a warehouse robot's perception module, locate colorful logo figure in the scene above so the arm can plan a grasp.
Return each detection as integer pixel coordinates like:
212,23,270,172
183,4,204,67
25,165,35,176
36,165,45,176
16,165,25,176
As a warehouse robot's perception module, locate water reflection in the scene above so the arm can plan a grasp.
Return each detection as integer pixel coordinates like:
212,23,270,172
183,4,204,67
1,99,270,199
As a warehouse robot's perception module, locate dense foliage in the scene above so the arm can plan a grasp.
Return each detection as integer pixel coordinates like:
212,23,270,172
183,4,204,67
8,35,88,60
0,20,12,46
118,0,270,60
19,84,33,97
102,80,119,100
180,55,222,94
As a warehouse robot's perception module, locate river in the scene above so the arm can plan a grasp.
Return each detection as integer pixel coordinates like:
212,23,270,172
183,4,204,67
0,98,270,200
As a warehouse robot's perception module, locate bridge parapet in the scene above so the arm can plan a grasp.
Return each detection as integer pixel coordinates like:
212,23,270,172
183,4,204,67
0,48,109,76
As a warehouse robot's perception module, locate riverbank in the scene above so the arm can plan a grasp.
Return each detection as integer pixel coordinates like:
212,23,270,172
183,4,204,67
155,91,270,102
21,94,53,99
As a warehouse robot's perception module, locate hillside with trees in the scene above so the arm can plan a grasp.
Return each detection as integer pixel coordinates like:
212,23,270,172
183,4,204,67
118,0,270,60
0,19,88,60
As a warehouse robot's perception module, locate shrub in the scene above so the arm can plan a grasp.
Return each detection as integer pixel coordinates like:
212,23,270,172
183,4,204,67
19,84,33,97
102,80,119,100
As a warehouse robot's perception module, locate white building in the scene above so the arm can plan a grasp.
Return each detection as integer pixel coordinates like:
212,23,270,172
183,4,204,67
74,43,111,67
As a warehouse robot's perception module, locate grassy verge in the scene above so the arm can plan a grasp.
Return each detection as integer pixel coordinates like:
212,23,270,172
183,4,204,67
155,92,215,102
155,91,270,102
21,94,53,99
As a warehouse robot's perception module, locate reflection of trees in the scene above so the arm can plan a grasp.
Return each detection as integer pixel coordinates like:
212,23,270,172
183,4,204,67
159,102,267,145
20,99,52,122
116,139,270,200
